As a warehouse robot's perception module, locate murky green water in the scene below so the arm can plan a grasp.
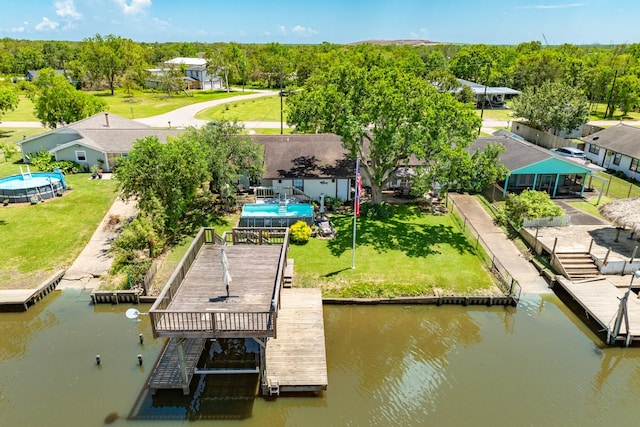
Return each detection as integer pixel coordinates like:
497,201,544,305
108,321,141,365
1,289,640,426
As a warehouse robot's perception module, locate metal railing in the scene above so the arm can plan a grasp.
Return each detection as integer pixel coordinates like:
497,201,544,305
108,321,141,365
446,196,522,304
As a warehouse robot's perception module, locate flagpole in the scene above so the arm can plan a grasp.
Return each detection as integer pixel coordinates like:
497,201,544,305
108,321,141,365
352,158,359,269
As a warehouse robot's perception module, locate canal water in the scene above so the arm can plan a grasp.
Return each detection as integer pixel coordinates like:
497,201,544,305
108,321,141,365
1,289,640,426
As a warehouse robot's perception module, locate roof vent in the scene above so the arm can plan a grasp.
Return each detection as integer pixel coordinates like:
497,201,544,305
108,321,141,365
104,112,110,127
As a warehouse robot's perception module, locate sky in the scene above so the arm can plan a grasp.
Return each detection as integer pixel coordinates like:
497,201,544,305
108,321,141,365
0,0,638,45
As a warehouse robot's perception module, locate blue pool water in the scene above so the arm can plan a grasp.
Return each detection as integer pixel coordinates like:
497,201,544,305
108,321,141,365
241,203,313,217
239,203,314,227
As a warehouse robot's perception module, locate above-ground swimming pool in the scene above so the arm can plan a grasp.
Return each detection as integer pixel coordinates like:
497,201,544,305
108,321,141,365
0,170,67,204
239,202,314,227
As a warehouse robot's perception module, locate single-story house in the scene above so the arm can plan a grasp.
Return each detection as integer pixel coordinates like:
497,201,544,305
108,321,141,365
457,78,521,108
25,69,77,85
251,134,355,202
581,124,640,182
469,133,597,198
16,113,180,172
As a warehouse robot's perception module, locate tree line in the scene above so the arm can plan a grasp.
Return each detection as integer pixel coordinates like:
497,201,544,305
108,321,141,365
1,37,639,115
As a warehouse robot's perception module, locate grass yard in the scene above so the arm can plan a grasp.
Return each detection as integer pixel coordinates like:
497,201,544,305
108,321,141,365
196,95,286,123
589,102,640,122
0,166,119,289
1,90,255,122
594,171,640,199
0,128,47,162
289,204,497,298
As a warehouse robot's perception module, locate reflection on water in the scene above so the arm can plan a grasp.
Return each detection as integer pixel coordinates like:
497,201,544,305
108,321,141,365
2,290,640,426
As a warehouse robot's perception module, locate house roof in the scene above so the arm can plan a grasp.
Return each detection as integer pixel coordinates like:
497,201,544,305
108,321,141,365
457,78,521,96
49,129,181,154
164,57,207,67
17,112,180,154
469,135,594,174
252,134,355,179
582,123,640,158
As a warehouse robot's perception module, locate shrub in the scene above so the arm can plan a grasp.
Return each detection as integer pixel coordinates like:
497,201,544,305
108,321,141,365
361,201,395,219
289,220,311,244
502,189,563,228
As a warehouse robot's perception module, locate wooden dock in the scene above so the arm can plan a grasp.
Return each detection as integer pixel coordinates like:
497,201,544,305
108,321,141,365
148,338,207,394
265,288,328,395
554,276,640,346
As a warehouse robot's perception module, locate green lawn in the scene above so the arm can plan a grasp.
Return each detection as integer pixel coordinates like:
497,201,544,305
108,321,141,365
196,95,286,122
0,169,119,289
589,102,640,122
288,204,496,297
1,89,255,122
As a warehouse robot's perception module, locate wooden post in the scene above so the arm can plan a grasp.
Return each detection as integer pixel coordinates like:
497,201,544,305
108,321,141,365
632,246,638,264
604,248,611,266
552,237,558,255
588,239,594,255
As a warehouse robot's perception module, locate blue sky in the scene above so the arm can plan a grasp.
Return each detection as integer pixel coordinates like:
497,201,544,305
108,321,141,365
1,0,638,45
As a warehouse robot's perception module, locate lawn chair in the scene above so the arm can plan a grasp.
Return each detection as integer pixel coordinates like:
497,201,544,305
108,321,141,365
318,221,336,238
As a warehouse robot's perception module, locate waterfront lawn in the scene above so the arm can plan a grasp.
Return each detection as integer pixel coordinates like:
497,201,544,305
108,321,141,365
289,204,497,298
0,170,119,289
196,95,285,122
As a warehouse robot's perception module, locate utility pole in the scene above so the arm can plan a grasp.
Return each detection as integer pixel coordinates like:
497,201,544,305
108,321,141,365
280,63,283,135
478,63,491,135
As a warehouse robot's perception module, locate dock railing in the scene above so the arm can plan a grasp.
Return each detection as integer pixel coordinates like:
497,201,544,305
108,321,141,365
446,196,522,304
149,227,289,339
255,186,312,203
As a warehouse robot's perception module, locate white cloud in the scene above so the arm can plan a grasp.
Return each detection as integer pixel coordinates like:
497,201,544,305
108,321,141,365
277,25,287,34
114,0,152,15
291,25,317,38
410,28,429,38
10,26,25,33
151,16,170,29
35,17,59,31
521,3,584,9
55,0,82,20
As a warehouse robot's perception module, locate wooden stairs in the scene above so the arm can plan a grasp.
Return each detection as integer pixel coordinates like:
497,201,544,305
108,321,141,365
555,252,601,280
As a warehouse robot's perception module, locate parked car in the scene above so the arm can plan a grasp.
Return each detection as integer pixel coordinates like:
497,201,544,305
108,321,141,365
550,147,586,158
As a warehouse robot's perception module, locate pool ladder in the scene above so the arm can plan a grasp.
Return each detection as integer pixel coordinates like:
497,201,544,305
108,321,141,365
20,165,33,180
278,202,287,214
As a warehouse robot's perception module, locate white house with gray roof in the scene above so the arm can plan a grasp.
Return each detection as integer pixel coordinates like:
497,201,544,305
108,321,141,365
582,124,640,182
16,113,180,172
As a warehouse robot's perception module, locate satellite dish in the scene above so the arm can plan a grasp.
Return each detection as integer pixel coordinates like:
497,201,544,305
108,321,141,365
125,308,141,320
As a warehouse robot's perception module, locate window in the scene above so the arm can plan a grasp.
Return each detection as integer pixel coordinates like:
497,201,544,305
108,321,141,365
588,144,600,155
613,153,622,166
75,150,87,162
631,158,639,172
293,179,303,191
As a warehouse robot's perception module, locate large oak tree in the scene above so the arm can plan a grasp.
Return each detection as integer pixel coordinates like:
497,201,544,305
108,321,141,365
287,55,482,203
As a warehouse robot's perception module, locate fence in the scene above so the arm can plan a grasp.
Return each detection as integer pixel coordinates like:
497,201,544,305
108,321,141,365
446,196,521,304
588,174,640,200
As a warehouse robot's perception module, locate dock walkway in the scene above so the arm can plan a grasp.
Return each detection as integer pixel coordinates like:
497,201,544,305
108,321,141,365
265,288,328,395
554,276,640,345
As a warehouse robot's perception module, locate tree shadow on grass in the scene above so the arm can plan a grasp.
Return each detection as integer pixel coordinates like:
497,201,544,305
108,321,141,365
327,206,475,258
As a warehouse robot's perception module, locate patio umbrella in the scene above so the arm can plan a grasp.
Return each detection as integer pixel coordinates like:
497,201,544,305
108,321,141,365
220,248,232,298
598,197,640,234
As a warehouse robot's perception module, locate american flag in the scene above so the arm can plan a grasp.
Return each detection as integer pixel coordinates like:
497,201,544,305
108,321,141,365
355,161,363,217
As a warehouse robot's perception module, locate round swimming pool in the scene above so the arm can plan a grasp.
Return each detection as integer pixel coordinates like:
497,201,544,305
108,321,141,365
0,170,67,204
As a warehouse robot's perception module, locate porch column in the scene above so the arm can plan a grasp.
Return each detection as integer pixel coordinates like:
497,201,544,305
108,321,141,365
531,174,538,190
580,174,587,197
502,175,510,198
552,174,560,198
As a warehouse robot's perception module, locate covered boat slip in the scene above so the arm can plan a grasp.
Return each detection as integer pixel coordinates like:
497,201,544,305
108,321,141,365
146,227,328,397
